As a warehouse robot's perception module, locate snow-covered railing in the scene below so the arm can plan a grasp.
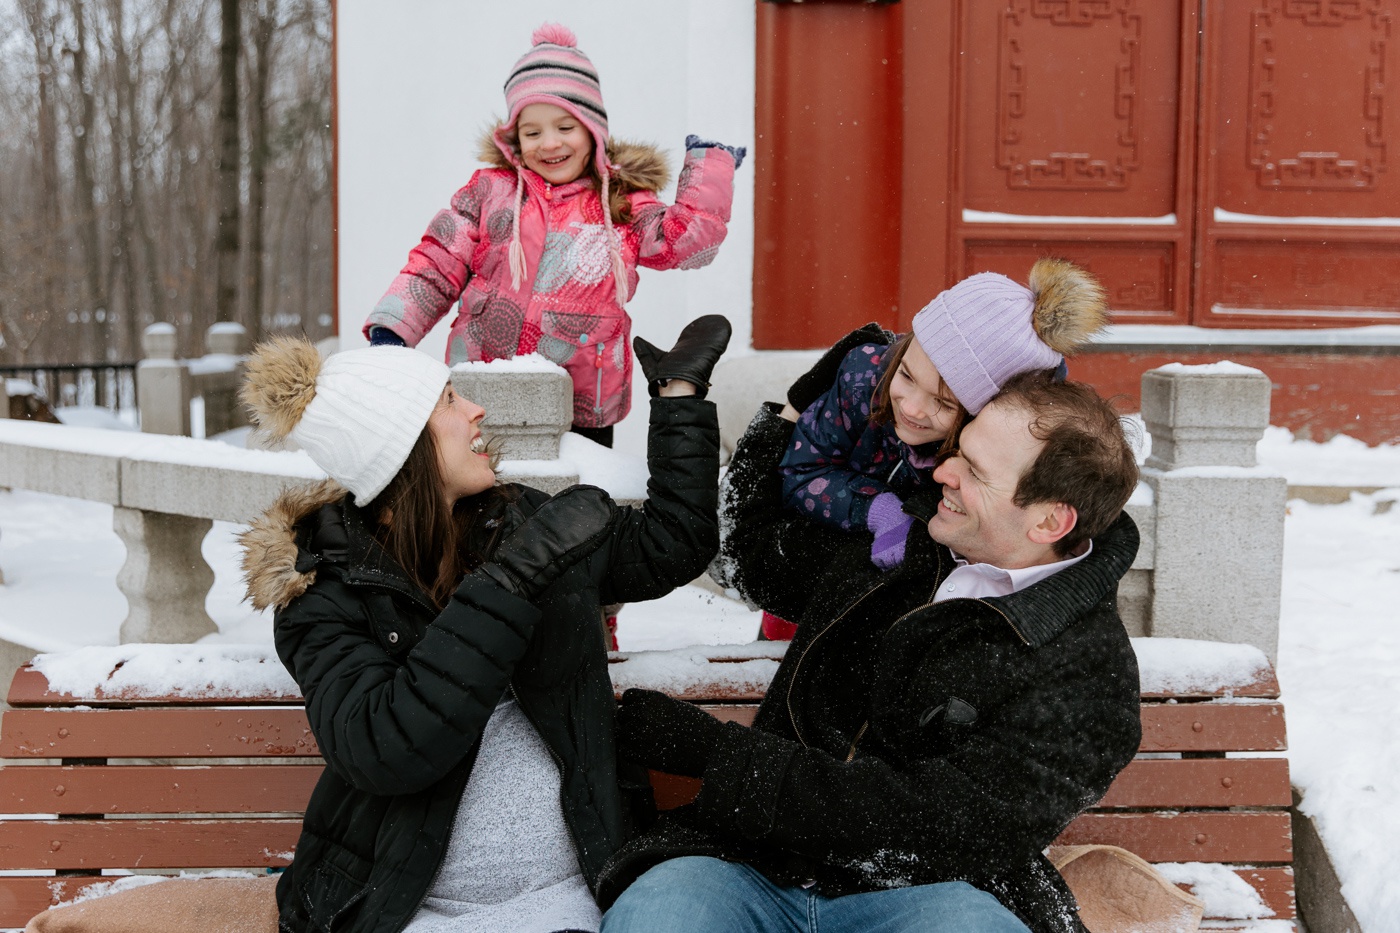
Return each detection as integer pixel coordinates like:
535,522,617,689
0,363,600,653
0,361,1286,665
710,360,1286,662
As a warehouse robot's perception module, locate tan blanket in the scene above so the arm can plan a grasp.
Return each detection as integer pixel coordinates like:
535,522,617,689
24,847,1200,933
1050,844,1205,933
25,876,278,933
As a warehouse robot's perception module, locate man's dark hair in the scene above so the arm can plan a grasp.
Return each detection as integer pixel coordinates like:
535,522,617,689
990,370,1139,557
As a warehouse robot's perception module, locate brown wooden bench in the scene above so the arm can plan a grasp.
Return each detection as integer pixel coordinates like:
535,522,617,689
0,646,1294,931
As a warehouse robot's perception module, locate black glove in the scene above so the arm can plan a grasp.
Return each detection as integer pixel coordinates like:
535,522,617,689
476,485,615,602
633,314,732,399
615,687,725,777
786,322,893,414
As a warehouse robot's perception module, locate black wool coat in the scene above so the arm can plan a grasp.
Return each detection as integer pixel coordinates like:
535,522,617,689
600,404,1142,933
241,398,720,933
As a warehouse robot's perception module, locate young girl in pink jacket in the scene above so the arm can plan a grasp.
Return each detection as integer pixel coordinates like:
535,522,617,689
365,23,744,447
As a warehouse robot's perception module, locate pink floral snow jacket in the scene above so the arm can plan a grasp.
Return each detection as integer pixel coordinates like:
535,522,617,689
366,135,736,428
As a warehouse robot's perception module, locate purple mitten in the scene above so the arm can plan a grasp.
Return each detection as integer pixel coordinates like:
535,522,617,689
867,492,914,569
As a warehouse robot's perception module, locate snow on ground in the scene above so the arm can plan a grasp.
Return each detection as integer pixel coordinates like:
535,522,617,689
0,427,1398,928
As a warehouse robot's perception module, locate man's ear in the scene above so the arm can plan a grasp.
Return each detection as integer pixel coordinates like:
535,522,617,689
1028,503,1077,547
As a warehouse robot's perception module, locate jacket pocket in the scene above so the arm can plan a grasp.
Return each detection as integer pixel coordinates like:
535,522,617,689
299,861,368,933
537,307,631,425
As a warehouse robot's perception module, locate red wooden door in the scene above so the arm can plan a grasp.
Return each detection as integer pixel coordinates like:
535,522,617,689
951,0,1198,326
753,0,1400,346
1196,0,1400,327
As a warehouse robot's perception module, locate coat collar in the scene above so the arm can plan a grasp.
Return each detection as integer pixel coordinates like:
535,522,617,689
962,512,1139,648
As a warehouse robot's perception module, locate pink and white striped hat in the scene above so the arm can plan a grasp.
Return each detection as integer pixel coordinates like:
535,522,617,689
495,23,628,303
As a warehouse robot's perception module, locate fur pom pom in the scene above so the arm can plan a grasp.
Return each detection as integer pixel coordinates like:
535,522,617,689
240,335,322,442
1029,258,1109,356
532,22,576,48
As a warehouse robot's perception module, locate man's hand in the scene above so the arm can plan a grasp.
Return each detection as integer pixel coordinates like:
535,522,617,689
615,688,725,777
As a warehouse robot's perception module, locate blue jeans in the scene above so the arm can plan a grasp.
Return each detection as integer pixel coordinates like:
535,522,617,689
601,857,1032,933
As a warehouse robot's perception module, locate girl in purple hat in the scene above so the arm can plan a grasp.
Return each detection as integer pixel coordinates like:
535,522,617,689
364,23,744,449
775,259,1109,585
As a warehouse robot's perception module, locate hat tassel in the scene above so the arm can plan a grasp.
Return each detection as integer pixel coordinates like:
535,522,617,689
509,172,527,291
600,170,628,305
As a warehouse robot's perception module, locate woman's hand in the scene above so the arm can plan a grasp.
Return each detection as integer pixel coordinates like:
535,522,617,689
474,485,615,601
633,314,732,399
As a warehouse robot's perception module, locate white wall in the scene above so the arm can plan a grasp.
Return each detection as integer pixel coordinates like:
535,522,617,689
337,1,756,454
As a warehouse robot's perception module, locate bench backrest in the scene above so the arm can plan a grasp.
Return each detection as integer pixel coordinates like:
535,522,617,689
0,658,1294,930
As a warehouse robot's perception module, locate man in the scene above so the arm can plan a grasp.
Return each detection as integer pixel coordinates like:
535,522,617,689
597,370,1143,933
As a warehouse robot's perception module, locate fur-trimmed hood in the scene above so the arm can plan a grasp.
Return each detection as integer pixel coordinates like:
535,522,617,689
239,478,346,612
477,126,672,195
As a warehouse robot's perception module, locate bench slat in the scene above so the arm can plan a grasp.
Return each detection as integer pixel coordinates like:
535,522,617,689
0,819,301,871
1055,811,1293,863
0,877,125,929
0,765,322,815
1096,758,1291,808
1,700,1286,759
0,709,320,759
8,660,1282,707
1139,702,1286,752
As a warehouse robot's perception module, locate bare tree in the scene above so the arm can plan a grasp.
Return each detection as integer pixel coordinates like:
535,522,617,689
213,0,240,333
0,0,333,372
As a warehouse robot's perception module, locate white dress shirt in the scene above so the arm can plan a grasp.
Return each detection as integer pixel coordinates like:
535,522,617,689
933,542,1093,603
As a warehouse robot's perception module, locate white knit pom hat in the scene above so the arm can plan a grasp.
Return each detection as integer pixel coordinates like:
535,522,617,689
241,338,449,506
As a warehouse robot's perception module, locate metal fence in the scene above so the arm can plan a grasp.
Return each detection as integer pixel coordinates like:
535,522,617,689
0,363,138,411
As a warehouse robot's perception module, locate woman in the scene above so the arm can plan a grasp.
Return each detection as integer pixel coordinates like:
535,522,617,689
238,315,730,933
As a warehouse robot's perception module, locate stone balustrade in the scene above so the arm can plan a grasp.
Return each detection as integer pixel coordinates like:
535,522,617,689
710,357,1287,663
137,322,253,437
0,361,1287,693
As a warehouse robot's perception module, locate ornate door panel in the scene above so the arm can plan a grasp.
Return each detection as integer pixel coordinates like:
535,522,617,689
1197,0,1400,326
954,0,1198,325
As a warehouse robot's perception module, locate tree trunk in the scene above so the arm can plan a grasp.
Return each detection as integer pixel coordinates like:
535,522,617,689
215,0,242,334
246,0,276,344
67,0,111,361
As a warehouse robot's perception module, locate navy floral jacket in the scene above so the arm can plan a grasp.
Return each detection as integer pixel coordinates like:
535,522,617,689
778,342,940,530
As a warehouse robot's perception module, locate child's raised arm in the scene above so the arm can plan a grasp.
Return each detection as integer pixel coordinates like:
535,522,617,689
630,139,741,272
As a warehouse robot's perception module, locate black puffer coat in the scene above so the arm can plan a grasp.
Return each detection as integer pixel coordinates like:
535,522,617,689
600,404,1141,933
241,398,719,933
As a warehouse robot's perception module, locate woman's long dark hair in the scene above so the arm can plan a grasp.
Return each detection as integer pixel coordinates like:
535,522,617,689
371,428,515,609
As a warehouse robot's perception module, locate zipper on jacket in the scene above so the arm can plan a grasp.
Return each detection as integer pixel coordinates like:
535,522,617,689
819,548,947,763
593,342,605,417
785,580,890,749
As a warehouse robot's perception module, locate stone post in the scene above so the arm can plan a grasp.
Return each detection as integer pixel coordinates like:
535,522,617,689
450,363,574,461
138,323,193,435
1139,363,1287,662
114,506,218,643
0,377,9,419
199,322,251,436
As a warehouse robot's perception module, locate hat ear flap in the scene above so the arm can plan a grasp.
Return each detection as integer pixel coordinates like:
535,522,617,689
240,336,322,442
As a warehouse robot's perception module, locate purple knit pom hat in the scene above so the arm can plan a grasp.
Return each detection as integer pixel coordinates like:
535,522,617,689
495,23,628,304
911,272,1062,416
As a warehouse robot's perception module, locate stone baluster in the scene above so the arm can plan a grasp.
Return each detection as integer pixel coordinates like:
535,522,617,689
1139,363,1287,663
114,507,218,644
137,323,193,436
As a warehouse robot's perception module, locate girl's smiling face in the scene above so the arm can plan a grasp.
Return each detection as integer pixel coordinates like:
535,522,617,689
888,339,960,447
516,103,593,185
